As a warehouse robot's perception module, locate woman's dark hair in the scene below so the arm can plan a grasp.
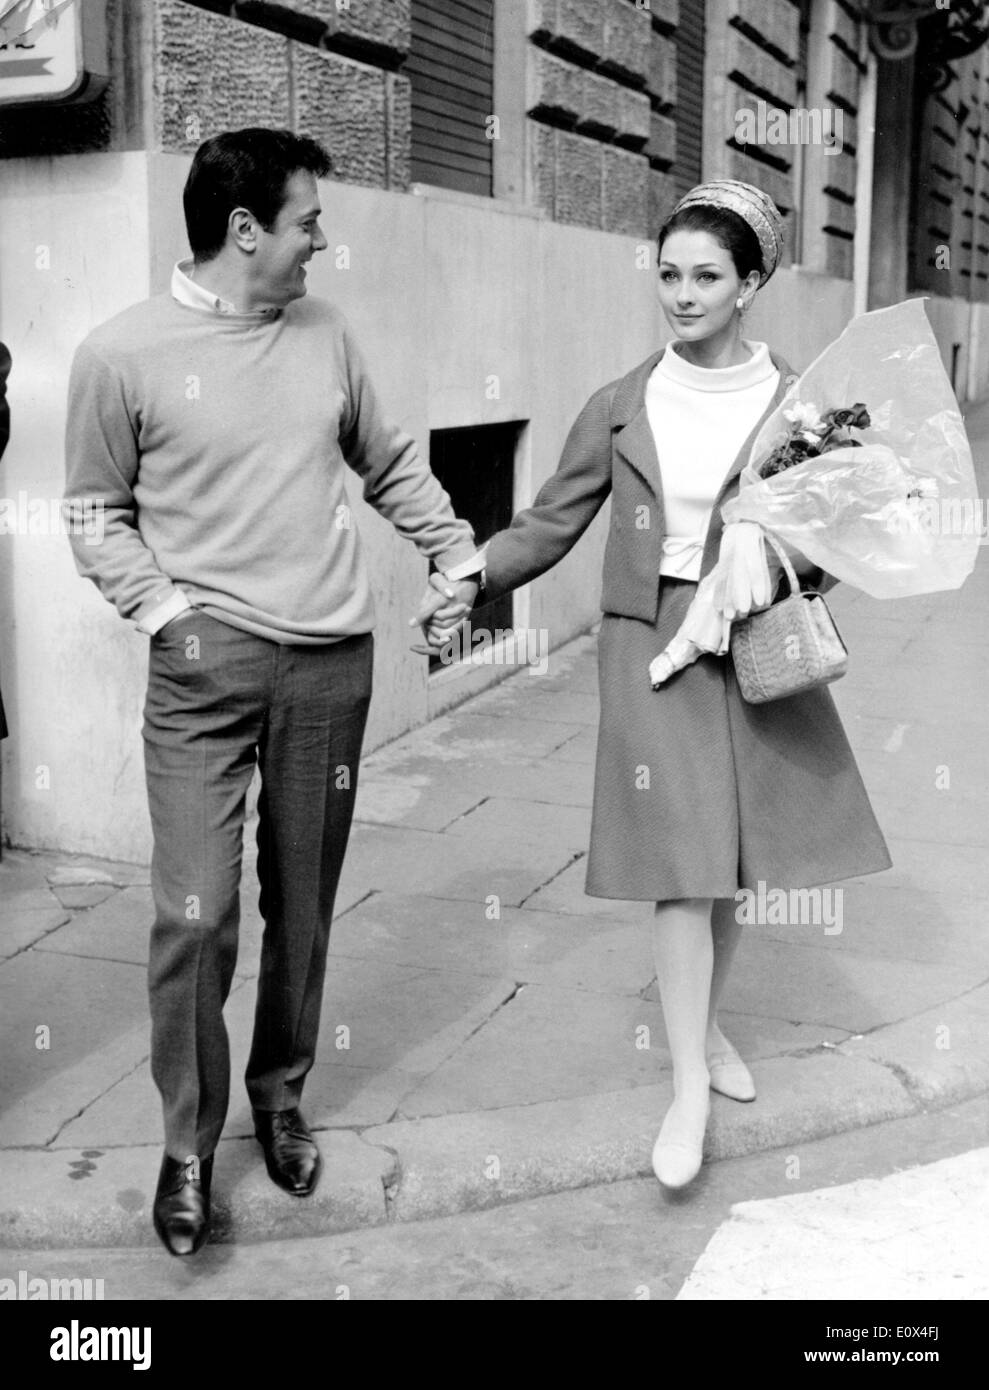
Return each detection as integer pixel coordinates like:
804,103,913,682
656,203,764,281
183,128,333,262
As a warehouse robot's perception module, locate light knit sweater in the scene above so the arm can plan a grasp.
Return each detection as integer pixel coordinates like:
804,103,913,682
646,339,779,580
64,293,476,643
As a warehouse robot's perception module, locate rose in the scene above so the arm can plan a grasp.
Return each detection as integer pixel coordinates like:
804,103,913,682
829,403,871,430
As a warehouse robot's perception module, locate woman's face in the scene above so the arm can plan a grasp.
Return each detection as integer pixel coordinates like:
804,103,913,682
657,229,759,344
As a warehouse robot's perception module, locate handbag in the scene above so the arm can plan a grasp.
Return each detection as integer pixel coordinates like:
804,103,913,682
730,532,848,704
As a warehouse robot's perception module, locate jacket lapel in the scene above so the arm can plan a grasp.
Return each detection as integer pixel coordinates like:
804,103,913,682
611,349,666,511
700,353,797,573
711,352,796,505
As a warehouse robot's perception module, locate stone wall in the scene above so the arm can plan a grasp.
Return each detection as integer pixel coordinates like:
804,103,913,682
802,0,863,279
701,0,863,280
0,0,412,190
702,0,799,267
912,43,989,304
0,0,864,255
526,0,678,238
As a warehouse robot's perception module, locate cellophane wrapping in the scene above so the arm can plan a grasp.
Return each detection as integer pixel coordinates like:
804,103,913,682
722,297,979,598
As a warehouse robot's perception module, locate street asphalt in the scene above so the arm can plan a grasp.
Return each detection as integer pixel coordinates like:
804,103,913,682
2,402,988,1252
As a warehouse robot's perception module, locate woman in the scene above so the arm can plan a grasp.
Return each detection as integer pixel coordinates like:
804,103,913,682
417,181,891,1189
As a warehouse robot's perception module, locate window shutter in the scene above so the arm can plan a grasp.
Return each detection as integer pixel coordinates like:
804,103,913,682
406,0,495,197
674,0,706,197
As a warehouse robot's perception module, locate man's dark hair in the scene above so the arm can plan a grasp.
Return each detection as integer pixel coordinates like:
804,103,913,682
183,128,332,262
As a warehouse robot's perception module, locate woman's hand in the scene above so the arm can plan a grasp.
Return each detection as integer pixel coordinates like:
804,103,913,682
409,573,479,650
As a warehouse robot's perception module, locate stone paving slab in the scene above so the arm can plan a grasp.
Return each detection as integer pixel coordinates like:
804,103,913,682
394,988,852,1119
840,835,988,896
354,775,487,833
471,684,600,727
359,755,594,822
398,983,669,1116
543,727,597,764
757,882,989,969
32,886,153,967
0,905,71,959
56,959,523,1146
335,820,581,909
689,928,979,1035
0,1014,152,1150
849,753,989,848
442,795,590,847
327,894,656,994
523,857,636,915
837,985,989,1106
0,950,148,1142
389,710,585,765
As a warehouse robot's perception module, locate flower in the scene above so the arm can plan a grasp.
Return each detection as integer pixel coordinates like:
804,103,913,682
758,398,872,478
831,403,871,430
783,401,825,432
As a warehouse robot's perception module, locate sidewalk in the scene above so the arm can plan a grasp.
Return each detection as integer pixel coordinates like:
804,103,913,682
2,407,988,1250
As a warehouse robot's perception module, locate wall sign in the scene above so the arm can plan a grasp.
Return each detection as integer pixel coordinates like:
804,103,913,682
0,0,108,106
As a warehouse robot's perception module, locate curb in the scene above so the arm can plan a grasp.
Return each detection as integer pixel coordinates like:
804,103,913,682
2,982,988,1248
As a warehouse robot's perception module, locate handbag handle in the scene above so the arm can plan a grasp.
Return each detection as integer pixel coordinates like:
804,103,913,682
759,529,802,597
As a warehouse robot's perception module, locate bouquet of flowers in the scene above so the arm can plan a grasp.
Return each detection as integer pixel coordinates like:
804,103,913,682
759,401,871,476
649,298,979,689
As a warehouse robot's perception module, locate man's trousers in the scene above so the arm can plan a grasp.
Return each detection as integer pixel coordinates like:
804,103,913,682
142,611,373,1162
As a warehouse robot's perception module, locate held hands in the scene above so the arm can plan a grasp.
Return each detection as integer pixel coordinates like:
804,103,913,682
409,573,479,651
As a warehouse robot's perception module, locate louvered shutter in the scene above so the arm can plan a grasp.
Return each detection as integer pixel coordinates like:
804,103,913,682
406,0,495,196
675,0,706,197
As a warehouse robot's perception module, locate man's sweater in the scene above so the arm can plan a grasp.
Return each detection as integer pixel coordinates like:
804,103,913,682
64,293,476,643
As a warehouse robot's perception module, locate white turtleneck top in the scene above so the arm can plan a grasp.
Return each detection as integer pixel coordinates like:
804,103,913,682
646,339,779,580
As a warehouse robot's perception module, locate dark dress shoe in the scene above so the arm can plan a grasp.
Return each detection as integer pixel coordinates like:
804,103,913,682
152,1152,212,1256
253,1107,322,1196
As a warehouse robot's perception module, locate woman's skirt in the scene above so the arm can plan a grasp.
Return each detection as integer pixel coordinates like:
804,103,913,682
585,577,892,901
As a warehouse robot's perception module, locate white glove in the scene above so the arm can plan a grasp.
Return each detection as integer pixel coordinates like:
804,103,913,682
711,521,779,620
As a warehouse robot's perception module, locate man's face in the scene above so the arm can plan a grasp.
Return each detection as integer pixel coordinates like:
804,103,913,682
252,168,328,306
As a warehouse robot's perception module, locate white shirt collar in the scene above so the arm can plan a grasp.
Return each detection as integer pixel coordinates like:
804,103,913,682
657,339,776,393
171,260,279,318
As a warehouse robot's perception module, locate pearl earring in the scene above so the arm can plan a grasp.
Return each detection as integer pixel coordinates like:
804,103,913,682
736,297,746,310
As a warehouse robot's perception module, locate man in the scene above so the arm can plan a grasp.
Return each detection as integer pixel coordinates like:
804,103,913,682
64,128,478,1255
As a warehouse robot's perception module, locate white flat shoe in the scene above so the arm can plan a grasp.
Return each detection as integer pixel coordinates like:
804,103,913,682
707,1042,756,1102
651,1094,710,1189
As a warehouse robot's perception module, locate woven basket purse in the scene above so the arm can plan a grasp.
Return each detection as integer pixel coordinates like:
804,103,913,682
730,532,848,704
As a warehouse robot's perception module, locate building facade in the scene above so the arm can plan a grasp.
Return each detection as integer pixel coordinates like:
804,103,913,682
1,0,987,860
